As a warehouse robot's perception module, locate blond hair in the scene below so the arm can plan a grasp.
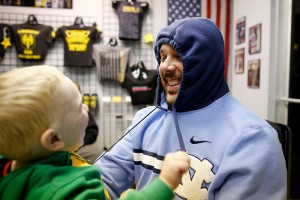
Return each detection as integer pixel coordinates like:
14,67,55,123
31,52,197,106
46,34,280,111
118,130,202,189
0,65,65,159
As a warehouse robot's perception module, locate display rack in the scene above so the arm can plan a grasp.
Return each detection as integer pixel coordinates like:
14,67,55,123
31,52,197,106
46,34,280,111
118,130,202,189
0,0,154,151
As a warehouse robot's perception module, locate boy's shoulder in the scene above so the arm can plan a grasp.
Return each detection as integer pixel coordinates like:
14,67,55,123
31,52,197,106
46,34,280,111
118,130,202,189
0,152,104,200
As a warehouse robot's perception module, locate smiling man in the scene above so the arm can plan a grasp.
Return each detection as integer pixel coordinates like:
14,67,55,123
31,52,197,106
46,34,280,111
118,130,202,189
95,17,287,200
159,43,183,106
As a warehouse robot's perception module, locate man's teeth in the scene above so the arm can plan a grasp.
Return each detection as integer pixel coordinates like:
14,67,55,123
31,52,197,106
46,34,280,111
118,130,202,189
168,80,179,86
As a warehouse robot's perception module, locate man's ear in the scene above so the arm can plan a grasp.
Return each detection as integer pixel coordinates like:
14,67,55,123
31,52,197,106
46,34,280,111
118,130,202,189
40,129,65,151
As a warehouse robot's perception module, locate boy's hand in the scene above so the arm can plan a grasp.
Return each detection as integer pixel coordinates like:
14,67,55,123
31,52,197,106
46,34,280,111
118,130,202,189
159,151,190,190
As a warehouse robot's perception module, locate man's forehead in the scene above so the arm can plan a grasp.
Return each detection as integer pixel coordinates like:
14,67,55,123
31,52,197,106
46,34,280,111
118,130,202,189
160,43,174,52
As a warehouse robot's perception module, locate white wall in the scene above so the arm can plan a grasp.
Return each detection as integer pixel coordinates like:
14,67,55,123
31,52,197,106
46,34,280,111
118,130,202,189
0,0,102,26
231,0,271,119
270,0,292,124
231,0,291,122
152,0,168,37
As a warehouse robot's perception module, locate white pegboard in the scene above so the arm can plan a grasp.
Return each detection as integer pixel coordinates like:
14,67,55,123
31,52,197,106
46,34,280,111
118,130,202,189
0,12,99,94
101,0,154,70
0,0,154,151
98,0,154,150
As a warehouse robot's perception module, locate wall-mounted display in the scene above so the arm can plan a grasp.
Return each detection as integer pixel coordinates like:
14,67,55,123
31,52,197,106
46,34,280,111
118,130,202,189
112,0,149,41
248,23,261,54
247,59,260,88
10,14,55,61
236,16,246,45
235,48,244,74
56,17,101,67
125,61,157,105
0,23,12,61
0,0,72,9
93,43,133,83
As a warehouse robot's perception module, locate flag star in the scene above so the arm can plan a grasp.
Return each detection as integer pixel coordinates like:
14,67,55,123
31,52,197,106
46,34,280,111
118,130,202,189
168,0,201,25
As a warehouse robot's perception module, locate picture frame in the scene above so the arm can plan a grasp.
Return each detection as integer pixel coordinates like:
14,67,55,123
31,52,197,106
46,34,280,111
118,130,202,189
235,48,245,74
247,59,260,88
248,23,262,54
236,16,246,45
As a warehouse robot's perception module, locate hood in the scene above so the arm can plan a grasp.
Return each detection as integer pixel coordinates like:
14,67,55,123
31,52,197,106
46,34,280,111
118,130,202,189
154,17,229,112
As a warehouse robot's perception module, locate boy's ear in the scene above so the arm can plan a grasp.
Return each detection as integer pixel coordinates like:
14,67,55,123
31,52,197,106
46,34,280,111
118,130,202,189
40,129,65,151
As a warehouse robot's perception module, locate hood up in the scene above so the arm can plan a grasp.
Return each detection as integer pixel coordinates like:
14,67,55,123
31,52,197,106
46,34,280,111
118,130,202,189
154,17,229,112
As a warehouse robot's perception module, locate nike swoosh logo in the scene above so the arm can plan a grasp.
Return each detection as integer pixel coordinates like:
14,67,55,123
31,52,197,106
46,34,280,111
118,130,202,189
190,136,211,144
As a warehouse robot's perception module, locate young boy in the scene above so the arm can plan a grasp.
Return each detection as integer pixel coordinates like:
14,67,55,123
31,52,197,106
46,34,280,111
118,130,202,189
0,65,190,200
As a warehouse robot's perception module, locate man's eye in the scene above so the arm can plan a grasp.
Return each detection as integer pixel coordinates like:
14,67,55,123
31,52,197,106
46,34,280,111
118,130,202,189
175,55,181,61
160,57,166,62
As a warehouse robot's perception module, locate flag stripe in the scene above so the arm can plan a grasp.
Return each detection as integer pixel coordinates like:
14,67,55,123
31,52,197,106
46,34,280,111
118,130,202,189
220,0,227,37
216,0,221,28
207,0,211,18
201,0,207,17
224,0,231,78
202,0,231,79
211,0,217,23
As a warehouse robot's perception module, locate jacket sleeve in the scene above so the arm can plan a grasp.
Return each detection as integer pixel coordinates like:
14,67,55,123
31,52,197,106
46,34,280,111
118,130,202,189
94,125,136,198
118,178,174,200
93,106,156,198
208,125,287,200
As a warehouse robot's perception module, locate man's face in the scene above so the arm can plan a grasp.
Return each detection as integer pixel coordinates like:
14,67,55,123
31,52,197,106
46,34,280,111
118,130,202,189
159,44,183,106
52,76,89,152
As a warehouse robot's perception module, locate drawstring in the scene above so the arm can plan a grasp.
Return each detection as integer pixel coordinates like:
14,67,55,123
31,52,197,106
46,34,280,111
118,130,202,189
94,104,187,163
172,108,186,151
93,107,157,163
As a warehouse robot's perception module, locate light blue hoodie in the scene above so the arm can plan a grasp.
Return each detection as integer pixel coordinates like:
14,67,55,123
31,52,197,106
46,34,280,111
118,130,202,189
95,17,286,200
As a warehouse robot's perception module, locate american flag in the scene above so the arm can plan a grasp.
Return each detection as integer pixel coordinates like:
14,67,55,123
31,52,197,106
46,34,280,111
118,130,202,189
167,0,201,25
168,0,231,79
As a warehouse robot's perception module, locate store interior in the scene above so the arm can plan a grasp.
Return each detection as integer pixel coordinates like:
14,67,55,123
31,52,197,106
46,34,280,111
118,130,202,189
0,0,299,199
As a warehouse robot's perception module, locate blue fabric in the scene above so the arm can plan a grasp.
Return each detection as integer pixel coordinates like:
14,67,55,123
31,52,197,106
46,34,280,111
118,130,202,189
154,17,229,112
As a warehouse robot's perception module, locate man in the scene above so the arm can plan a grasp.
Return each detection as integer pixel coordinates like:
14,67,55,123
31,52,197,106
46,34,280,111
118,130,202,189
95,17,286,200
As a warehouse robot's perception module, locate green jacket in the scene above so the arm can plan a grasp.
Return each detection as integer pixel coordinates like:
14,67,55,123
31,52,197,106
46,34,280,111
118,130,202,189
0,152,173,200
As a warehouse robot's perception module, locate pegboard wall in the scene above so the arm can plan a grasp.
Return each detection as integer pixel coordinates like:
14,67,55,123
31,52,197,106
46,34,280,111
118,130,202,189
0,12,99,93
99,0,154,150
0,0,154,151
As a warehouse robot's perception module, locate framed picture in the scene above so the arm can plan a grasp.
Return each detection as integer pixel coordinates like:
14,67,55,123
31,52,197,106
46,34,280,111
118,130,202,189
248,23,261,54
247,59,260,88
236,17,246,45
235,48,245,74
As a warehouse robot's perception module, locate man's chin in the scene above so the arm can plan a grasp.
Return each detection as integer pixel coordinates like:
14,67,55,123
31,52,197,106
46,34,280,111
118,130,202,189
166,94,177,106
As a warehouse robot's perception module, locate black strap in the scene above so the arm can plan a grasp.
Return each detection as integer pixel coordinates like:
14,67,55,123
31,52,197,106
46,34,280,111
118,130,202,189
108,37,118,46
27,14,38,24
74,17,84,27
